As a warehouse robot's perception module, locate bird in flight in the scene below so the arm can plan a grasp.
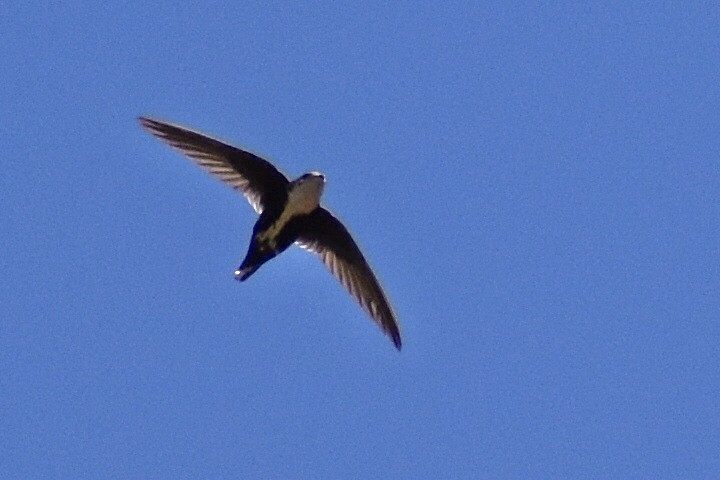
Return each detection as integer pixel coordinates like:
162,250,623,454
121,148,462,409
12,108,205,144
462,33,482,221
138,117,402,350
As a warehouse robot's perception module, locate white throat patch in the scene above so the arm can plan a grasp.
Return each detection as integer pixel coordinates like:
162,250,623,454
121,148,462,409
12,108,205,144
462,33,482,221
258,173,325,247
287,173,325,215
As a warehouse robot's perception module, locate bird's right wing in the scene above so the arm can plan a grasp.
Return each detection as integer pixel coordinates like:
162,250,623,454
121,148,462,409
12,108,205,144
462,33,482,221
295,208,402,350
139,117,289,213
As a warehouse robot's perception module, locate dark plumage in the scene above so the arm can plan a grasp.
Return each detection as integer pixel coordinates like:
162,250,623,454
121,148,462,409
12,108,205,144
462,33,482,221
139,117,402,350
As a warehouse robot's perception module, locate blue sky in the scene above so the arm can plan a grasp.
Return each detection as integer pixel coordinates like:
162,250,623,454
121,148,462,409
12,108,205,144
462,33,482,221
2,2,719,478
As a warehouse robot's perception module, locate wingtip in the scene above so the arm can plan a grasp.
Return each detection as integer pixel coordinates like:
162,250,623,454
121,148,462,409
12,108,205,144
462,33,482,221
137,115,154,127
392,334,402,351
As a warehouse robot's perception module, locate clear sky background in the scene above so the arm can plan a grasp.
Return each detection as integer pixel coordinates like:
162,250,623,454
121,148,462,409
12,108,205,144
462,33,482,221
2,2,719,478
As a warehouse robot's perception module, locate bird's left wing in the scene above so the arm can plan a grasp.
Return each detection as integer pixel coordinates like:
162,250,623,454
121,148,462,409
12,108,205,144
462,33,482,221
139,117,289,213
295,208,402,350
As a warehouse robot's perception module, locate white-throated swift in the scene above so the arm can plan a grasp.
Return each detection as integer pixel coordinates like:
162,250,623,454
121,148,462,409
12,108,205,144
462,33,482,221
139,117,402,350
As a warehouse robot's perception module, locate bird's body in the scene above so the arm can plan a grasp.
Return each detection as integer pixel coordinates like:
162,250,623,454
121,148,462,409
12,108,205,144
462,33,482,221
235,172,325,282
139,117,402,350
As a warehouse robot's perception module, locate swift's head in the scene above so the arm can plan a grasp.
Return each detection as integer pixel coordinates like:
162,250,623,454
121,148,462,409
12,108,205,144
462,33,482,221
288,172,326,213
294,171,325,187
